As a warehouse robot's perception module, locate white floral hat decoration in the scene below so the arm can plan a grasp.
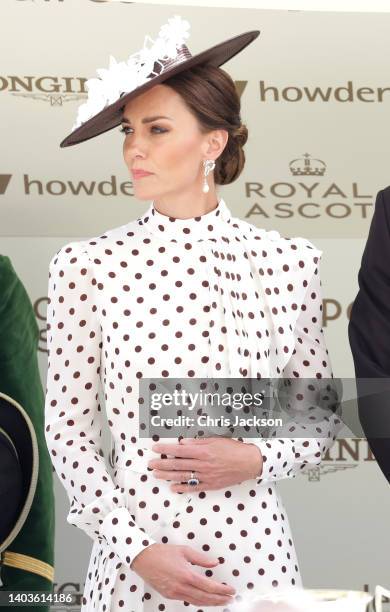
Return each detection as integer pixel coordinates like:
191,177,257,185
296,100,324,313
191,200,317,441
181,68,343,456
60,15,260,148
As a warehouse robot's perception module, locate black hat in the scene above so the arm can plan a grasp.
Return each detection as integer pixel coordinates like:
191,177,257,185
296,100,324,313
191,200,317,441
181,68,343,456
0,392,39,553
60,15,260,148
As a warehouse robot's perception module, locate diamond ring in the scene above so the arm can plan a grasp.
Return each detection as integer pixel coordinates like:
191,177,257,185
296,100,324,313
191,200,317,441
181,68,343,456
187,471,199,486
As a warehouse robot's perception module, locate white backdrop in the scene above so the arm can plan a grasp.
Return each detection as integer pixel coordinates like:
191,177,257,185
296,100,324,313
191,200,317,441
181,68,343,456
101,0,390,12
2,1,390,608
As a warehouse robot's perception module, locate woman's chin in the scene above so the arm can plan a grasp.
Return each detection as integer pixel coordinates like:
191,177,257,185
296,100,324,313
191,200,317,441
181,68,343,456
133,188,156,201
134,186,166,202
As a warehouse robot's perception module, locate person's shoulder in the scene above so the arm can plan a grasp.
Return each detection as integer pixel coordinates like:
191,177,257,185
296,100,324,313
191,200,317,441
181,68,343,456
233,215,322,258
0,255,21,295
0,254,15,277
49,238,91,270
375,185,390,224
48,219,142,269
378,185,390,202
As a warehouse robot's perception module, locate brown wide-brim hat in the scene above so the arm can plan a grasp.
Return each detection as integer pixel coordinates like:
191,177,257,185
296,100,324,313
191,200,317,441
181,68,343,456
60,29,260,148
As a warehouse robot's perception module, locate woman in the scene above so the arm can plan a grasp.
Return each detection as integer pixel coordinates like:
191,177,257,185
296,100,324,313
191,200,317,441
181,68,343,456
44,16,339,612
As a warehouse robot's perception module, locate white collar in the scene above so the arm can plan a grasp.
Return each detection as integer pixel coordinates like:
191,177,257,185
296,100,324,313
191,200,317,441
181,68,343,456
137,197,233,243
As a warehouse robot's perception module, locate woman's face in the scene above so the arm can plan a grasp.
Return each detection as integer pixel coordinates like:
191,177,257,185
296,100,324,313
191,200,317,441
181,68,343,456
121,84,224,202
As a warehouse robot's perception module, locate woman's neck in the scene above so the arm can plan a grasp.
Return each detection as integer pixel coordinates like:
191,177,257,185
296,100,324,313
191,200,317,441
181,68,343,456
153,186,220,220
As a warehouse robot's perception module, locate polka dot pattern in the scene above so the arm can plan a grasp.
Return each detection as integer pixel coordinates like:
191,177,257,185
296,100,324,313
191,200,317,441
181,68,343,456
44,198,337,611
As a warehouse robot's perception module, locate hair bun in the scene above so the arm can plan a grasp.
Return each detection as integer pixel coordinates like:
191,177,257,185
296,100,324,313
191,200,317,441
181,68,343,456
215,122,248,184
164,63,248,186
233,124,248,148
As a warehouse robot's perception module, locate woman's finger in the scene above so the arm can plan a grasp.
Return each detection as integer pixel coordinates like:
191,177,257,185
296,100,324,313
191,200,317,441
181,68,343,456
187,570,236,596
149,458,205,471
153,470,205,483
179,584,234,607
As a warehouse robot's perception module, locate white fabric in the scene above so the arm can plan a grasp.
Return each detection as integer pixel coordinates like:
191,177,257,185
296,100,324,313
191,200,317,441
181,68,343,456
44,197,339,611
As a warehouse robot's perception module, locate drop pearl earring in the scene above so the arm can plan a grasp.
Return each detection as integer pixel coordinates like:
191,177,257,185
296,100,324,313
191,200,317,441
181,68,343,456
202,160,216,194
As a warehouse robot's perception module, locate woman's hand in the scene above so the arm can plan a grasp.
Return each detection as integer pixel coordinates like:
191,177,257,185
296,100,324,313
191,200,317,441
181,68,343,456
148,437,263,493
130,543,236,607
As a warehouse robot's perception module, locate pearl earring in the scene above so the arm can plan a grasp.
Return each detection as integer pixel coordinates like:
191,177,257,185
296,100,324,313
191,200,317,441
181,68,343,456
202,159,216,194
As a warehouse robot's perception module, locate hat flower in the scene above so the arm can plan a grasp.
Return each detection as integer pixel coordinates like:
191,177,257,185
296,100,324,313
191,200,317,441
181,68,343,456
72,15,191,132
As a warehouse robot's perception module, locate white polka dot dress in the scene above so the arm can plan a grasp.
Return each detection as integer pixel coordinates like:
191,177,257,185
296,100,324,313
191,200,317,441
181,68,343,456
44,197,339,611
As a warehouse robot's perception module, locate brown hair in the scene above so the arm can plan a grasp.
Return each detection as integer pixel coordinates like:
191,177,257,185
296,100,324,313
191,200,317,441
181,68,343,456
163,63,248,185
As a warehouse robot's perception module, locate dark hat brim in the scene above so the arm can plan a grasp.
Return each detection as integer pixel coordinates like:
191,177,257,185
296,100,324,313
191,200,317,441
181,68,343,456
0,392,39,553
60,29,260,148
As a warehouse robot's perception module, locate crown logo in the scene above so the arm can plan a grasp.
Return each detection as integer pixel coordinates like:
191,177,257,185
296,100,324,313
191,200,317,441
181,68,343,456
289,153,326,176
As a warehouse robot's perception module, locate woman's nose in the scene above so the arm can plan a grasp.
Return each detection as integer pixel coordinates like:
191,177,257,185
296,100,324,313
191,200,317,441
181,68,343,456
124,132,147,153
124,141,147,164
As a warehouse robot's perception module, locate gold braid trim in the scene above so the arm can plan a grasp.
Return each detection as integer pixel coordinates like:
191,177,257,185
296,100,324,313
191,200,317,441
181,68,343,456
1,551,54,582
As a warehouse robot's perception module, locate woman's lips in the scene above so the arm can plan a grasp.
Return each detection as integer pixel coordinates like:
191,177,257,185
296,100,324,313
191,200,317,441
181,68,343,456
132,170,154,179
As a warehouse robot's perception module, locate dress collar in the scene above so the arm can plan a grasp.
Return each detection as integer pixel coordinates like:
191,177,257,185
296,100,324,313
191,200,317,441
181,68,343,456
136,197,233,242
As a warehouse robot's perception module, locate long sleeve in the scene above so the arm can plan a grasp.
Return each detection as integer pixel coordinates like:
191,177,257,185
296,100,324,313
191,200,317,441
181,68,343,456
348,187,390,483
44,240,156,568
249,250,342,484
0,255,54,608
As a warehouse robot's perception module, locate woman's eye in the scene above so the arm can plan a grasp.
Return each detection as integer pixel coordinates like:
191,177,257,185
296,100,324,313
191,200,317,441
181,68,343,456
119,126,168,135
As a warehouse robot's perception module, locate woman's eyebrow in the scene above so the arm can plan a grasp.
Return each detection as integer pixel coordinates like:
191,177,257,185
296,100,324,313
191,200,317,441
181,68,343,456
120,115,173,124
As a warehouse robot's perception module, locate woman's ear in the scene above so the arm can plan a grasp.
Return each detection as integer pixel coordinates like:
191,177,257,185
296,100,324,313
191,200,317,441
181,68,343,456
203,129,229,161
